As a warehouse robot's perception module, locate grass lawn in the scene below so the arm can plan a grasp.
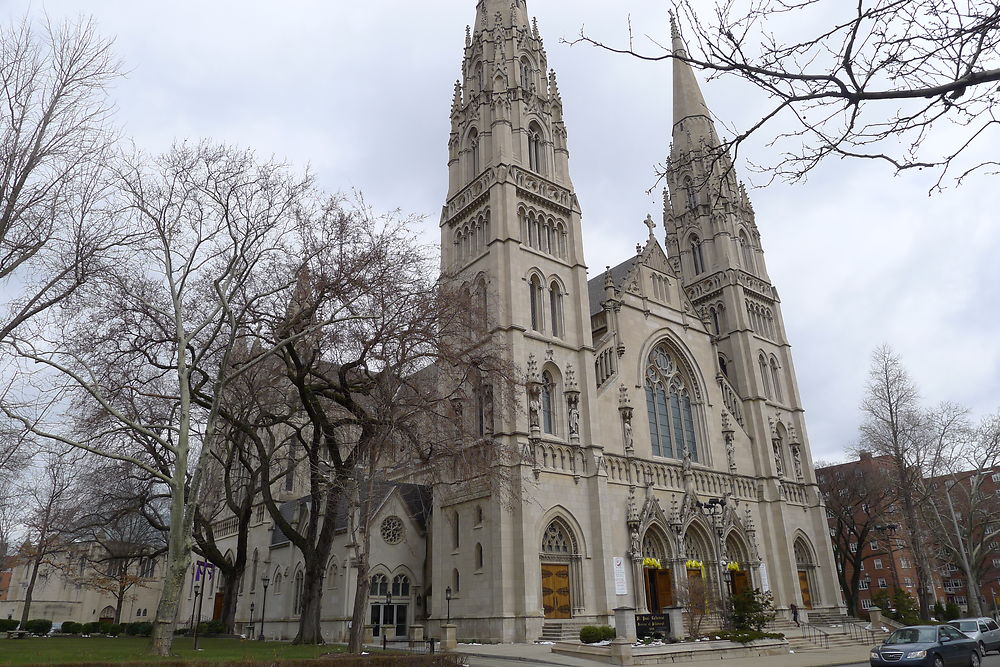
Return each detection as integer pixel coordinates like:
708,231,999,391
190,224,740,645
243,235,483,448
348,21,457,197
0,636,351,664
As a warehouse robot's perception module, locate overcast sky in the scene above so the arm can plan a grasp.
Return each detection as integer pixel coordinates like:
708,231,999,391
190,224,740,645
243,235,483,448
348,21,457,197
10,0,998,462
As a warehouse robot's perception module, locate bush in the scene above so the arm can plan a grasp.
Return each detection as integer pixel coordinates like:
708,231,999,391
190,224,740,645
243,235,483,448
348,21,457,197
714,629,785,644
0,618,18,631
580,626,602,643
82,621,102,634
122,621,152,636
945,602,962,621
23,619,53,634
97,622,121,636
729,588,777,632
600,625,616,640
61,621,82,634
933,601,946,621
196,619,227,635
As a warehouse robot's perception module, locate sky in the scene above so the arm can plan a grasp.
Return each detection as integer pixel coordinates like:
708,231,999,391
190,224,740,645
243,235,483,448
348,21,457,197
8,0,998,463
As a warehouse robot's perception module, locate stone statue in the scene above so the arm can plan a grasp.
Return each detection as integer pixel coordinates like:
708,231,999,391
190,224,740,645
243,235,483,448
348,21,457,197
528,395,540,429
623,420,633,450
772,442,784,476
629,526,641,558
568,406,580,435
726,436,736,474
791,444,803,480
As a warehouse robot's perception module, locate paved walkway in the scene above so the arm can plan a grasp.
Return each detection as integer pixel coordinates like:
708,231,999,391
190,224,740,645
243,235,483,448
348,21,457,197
455,641,875,666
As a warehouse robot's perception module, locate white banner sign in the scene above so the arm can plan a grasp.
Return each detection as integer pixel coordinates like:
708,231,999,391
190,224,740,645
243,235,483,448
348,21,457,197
759,561,770,593
613,557,628,595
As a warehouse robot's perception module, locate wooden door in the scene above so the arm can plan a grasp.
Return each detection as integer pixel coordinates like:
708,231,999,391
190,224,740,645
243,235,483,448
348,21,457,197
655,570,673,609
731,571,749,596
213,592,225,620
798,570,813,609
541,564,571,619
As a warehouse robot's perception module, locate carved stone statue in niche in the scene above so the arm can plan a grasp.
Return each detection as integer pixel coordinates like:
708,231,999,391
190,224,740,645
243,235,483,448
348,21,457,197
528,393,540,430
568,405,580,436
772,441,784,476
623,420,633,452
629,526,641,559
726,437,736,474
791,443,803,480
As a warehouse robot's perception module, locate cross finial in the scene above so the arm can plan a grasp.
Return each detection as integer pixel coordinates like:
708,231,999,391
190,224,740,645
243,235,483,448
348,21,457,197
643,213,656,238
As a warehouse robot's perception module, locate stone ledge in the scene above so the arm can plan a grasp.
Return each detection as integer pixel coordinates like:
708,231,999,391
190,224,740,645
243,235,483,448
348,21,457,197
552,638,788,665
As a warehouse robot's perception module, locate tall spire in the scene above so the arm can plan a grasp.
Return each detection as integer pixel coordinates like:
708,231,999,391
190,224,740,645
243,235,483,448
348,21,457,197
670,13,720,156
474,0,530,37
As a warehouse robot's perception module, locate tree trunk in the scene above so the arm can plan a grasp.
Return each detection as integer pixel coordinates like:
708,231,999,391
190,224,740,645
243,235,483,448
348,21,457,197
293,558,325,644
19,557,41,628
150,479,190,656
899,491,932,620
219,571,239,634
114,582,125,624
348,558,371,653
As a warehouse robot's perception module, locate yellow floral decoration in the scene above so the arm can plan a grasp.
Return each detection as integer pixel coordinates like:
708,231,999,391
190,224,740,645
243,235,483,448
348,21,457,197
642,557,662,569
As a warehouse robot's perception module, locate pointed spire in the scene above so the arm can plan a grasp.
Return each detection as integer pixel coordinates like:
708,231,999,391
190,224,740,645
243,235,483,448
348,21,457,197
451,80,463,114
670,13,720,153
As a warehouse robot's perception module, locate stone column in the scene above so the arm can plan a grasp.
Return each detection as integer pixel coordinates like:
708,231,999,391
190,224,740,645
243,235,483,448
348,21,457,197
663,606,685,641
609,637,634,666
441,623,457,650
409,624,424,641
613,606,637,643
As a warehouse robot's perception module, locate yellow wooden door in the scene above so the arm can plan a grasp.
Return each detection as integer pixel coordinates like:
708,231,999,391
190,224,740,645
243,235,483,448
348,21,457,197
541,564,571,619
655,570,674,608
798,570,813,609
731,571,749,596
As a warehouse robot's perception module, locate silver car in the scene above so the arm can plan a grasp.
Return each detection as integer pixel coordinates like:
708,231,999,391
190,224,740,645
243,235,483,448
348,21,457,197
948,618,1000,655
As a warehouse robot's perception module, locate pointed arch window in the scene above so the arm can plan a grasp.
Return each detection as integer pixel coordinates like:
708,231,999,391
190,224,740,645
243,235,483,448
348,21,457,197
684,177,697,210
690,236,705,274
475,543,484,570
549,282,563,338
469,128,480,179
644,345,699,461
541,370,555,434
739,230,755,272
528,122,544,173
758,353,772,399
475,62,484,92
293,569,305,614
529,274,543,331
392,574,410,597
520,56,531,89
371,573,388,596
710,307,721,335
770,357,783,403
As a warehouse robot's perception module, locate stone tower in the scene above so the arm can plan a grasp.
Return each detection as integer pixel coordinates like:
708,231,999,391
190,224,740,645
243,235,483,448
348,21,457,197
663,16,830,594
436,0,610,641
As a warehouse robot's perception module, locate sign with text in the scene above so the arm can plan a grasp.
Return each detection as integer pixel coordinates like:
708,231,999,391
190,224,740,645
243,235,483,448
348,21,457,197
635,613,670,639
195,560,216,582
613,557,627,595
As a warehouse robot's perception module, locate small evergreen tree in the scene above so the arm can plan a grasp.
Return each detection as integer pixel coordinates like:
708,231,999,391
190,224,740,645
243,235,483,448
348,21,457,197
729,588,777,632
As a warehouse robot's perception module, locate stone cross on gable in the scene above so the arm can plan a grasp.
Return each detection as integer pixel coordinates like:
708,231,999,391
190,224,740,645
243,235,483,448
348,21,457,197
643,213,656,238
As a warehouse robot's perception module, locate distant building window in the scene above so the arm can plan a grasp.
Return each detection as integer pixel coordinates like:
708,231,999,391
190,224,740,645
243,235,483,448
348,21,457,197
878,578,887,589
859,580,870,591
904,577,913,587
850,542,857,553
870,540,879,550
993,558,1000,569
900,558,910,569
874,559,883,569
861,598,874,609
992,473,1000,483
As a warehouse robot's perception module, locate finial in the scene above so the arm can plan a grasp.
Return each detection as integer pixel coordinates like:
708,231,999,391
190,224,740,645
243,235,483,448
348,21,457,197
635,243,642,254
547,69,560,100
669,10,680,39
532,16,539,38
451,80,462,112
604,266,614,289
643,213,656,238
465,25,471,46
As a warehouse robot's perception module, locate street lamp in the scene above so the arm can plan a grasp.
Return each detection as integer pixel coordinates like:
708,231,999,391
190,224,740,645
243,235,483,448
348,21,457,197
445,586,453,625
697,497,729,602
258,575,270,641
192,583,202,649
249,602,255,639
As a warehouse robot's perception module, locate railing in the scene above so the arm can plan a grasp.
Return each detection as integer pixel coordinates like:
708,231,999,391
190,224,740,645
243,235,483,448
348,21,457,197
381,636,438,654
801,623,831,649
844,620,878,645
717,374,745,427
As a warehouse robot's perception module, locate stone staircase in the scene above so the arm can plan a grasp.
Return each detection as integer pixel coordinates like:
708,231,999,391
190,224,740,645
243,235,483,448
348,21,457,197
539,621,590,642
777,612,887,653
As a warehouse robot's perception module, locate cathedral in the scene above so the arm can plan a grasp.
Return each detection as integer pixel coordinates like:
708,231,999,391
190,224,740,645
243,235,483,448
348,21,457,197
3,0,842,644
430,0,841,642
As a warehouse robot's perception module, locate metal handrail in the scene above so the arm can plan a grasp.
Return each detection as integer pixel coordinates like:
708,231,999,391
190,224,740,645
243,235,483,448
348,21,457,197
801,622,831,649
843,620,878,645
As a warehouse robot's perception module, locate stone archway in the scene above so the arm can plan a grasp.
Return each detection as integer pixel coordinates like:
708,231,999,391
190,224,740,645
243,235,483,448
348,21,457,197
794,536,818,609
641,525,674,613
540,517,582,619
725,531,752,596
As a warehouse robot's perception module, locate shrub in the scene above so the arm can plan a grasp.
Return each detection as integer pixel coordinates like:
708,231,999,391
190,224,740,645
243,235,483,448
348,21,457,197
82,621,102,634
944,602,961,621
729,588,777,632
580,626,603,643
196,619,226,635
98,622,121,636
0,618,18,631
61,621,82,634
122,621,152,636
933,601,946,621
600,625,616,640
715,629,784,644
23,619,53,634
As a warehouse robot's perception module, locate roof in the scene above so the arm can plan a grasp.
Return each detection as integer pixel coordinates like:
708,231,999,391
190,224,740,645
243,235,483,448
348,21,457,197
587,256,638,317
270,481,432,546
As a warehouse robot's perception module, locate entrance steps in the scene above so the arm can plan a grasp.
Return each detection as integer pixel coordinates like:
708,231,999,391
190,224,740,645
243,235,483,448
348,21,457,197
540,621,589,642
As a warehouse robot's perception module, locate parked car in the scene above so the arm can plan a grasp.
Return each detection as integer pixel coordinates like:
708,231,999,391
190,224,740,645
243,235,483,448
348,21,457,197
949,618,1000,655
870,625,980,667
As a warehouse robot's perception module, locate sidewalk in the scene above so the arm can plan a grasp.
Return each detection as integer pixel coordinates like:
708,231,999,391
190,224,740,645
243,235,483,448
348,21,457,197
455,641,874,666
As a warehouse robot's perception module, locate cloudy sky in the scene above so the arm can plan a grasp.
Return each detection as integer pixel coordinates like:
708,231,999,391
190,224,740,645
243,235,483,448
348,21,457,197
10,0,998,462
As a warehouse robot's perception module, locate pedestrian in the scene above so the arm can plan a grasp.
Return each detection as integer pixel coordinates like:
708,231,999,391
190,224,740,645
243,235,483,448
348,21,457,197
790,602,800,627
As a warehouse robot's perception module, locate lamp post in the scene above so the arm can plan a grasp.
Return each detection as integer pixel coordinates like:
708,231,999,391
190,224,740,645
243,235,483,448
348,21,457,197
192,583,202,649
258,575,270,641
249,602,255,639
697,497,729,602
383,592,393,649
445,586,452,625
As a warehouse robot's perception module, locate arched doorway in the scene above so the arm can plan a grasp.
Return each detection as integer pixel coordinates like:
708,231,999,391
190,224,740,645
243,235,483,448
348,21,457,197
794,536,817,609
725,532,751,596
642,525,673,612
683,523,715,613
98,605,115,624
540,518,581,619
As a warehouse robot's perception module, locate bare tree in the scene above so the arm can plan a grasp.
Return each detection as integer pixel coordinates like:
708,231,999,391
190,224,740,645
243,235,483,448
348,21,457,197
926,409,1000,617
572,1,1000,188
14,451,82,626
858,345,952,619
0,142,316,656
818,458,897,616
0,15,121,341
